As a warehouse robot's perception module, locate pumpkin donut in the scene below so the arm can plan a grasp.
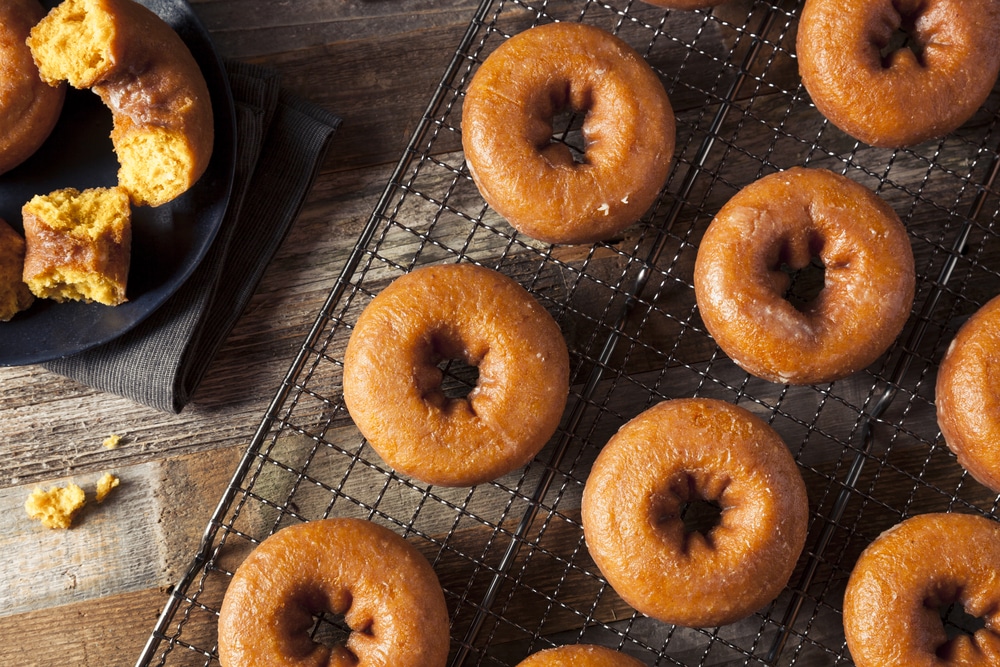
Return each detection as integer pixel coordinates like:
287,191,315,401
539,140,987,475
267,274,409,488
581,398,809,627
843,512,1000,667
462,22,675,245
694,167,915,385
797,0,1000,147
0,219,34,321
28,0,214,206
516,645,646,667
936,294,1000,493
0,0,65,175
342,264,570,487
217,518,451,667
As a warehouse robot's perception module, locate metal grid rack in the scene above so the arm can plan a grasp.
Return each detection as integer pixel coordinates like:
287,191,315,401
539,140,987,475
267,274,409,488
138,0,1000,664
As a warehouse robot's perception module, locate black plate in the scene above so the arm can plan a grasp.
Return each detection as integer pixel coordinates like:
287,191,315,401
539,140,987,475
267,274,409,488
0,0,236,366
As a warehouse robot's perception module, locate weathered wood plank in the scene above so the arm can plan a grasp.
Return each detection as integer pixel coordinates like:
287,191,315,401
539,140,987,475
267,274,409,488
2,444,244,617
189,0,484,59
0,587,176,667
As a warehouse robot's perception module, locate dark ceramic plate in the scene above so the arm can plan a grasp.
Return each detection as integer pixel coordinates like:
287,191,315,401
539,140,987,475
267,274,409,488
0,0,236,366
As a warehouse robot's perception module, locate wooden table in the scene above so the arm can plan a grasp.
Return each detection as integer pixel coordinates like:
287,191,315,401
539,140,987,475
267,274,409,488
0,0,480,662
4,0,1000,665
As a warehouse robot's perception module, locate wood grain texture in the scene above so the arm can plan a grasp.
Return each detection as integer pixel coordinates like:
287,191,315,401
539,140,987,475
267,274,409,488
3,0,1000,664
190,0,483,59
2,445,243,616
0,588,175,667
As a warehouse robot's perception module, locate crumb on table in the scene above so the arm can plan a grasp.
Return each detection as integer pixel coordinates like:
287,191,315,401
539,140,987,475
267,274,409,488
24,483,86,529
102,433,121,449
95,472,119,503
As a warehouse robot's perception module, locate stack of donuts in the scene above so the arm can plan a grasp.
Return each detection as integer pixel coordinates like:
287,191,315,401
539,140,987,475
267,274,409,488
214,1,1000,665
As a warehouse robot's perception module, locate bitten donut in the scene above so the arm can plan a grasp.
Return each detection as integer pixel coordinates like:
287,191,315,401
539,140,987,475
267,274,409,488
581,398,809,627
29,0,214,206
694,167,915,385
843,513,1000,667
0,0,65,175
462,22,675,245
343,264,570,487
797,0,1000,147
22,186,132,306
936,294,1000,493
217,518,451,667
516,645,645,667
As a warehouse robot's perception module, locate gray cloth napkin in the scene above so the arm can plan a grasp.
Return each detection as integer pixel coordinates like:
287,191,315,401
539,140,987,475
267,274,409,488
44,60,342,413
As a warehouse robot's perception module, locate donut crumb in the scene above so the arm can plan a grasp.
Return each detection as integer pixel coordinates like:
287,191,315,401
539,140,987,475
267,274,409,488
24,483,86,529
95,472,119,503
25,471,121,528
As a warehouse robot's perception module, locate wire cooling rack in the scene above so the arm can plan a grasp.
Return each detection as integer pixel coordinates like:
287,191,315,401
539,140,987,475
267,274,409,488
137,0,1000,664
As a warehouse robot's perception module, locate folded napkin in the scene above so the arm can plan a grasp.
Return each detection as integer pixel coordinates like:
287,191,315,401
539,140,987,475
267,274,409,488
44,60,342,413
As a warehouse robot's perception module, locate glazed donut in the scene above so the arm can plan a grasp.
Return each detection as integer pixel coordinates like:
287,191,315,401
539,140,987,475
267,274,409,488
797,0,1000,147
516,645,645,667
217,518,451,667
0,0,65,175
580,398,809,627
462,22,675,245
936,294,1000,494
843,512,1000,667
28,0,214,207
343,264,570,487
693,167,915,385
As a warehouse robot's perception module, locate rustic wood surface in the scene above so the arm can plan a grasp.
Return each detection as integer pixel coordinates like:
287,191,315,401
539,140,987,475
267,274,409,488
0,0,481,663
4,0,1000,665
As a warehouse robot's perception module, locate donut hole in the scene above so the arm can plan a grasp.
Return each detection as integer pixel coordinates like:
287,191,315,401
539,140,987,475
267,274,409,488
779,257,826,311
923,583,988,659
876,6,927,68
437,357,480,400
771,233,827,311
282,589,366,661
533,81,592,167
680,498,723,536
935,600,988,658
305,606,379,663
652,473,728,551
308,610,354,653
549,108,588,165
419,329,482,403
